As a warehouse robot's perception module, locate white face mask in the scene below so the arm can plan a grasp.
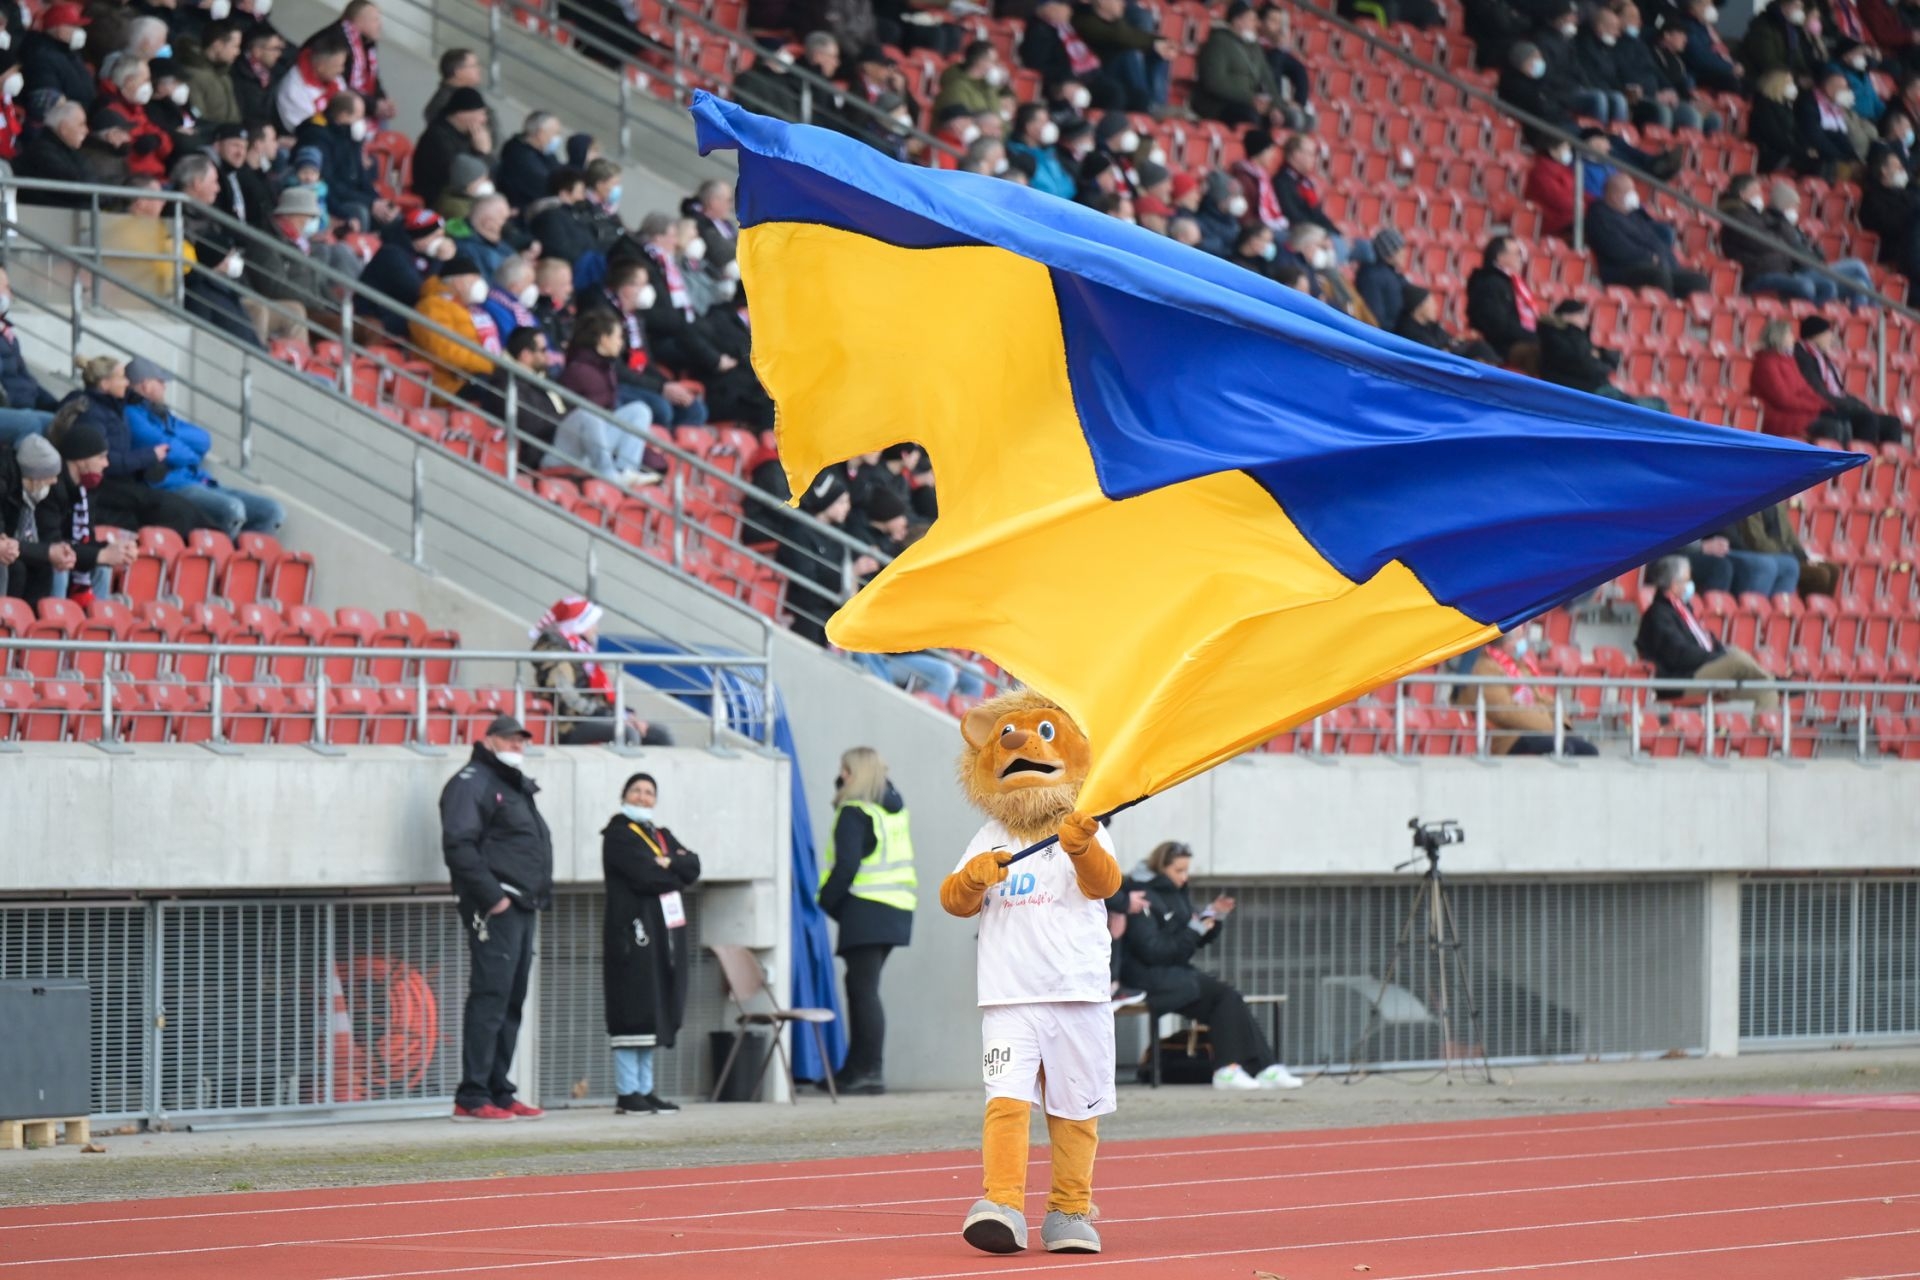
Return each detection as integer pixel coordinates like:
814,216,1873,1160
348,117,368,141
1625,24,1640,36
1600,33,1617,45
1782,206,1800,225
1310,247,1333,269
1238,25,1259,42
992,155,1009,175
224,252,246,277
470,180,495,198
1747,194,1765,211
1703,6,1719,23
23,481,52,504
1528,59,1546,78
1,72,20,101
721,258,741,281
209,0,232,19
0,30,11,51
1558,22,1577,37
1784,82,1800,101
253,0,273,15
304,217,321,236
1226,193,1249,217
1113,129,1139,153
1553,145,1572,164
1850,55,1869,71
956,121,981,145
0,292,11,313
517,283,539,308
1069,85,1092,110
422,234,446,257
714,277,737,299
170,83,189,105
1679,580,1696,603
621,804,654,824
636,283,657,310
1892,168,1912,189
68,29,87,52
131,82,153,106
494,749,525,769
683,236,708,263
1785,6,1806,24
1622,190,1641,212
1148,145,1167,166
1836,89,1857,110
983,63,1007,87
465,278,489,305
1038,120,1059,146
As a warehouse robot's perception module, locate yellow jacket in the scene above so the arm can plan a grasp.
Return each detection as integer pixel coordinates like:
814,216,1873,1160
410,277,494,396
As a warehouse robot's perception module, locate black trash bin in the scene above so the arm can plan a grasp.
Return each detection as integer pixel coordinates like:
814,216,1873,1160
709,1030,770,1102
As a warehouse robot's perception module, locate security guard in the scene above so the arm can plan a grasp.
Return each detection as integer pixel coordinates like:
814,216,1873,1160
817,746,917,1096
441,714,553,1121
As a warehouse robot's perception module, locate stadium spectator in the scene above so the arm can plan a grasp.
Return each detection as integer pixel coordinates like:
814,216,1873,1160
1021,0,1126,112
693,285,774,430
1464,0,1529,71
1291,224,1372,320
413,86,494,211
1257,5,1312,127
1195,169,1247,254
336,0,391,123
681,178,739,270
177,18,243,126
482,255,539,343
817,746,913,1097
1466,235,1540,369
1230,223,1281,276
1750,69,1814,174
1231,127,1287,234
484,328,566,471
452,192,515,279
532,255,576,355
144,58,199,146
116,15,169,64
498,110,564,212
2,427,134,605
1539,297,1665,410
600,770,698,1114
1193,2,1283,127
1610,2,1713,132
1676,0,1743,94
412,254,500,400
297,89,393,232
934,40,1011,117
361,209,457,336
579,257,707,429
1753,320,1856,443
1561,2,1630,126
782,468,875,647
627,212,729,376
1456,624,1598,755
1275,132,1345,249
730,44,803,119
209,123,260,230
1744,0,1826,81
583,157,627,244
1525,137,1581,240
1730,500,1837,597
171,151,267,349
1075,0,1174,113
1117,841,1302,1091
436,153,495,223
1797,68,1872,180
1393,286,1501,363
23,3,95,113
1794,317,1905,444
67,354,208,537
230,23,286,130
526,168,599,266
71,102,133,188
1879,108,1917,170
1008,103,1074,198
530,595,652,744
122,356,284,538
253,186,349,325
1584,174,1709,298
1859,146,1920,292
1635,555,1779,710
1355,229,1410,334
440,713,551,1124
274,27,349,135
1499,40,1584,144
424,48,498,139
552,309,660,485
0,271,59,445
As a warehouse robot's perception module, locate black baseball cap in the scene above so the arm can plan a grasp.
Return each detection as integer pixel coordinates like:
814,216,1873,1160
483,714,533,739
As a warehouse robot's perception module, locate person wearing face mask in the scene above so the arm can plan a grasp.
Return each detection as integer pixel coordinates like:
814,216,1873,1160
619,211,730,387
1635,555,1779,709
1749,68,1816,172
1879,109,1917,171
1744,0,1829,83
1523,135,1586,238
1584,172,1710,297
362,208,456,336
1021,0,1127,112
815,747,913,1097
1677,0,1744,93
1194,1,1283,126
1,428,137,604
412,85,495,210
496,110,564,213
1190,169,1244,255
411,253,503,401
1455,625,1598,756
601,771,701,1115
934,40,1013,117
1288,224,1375,321
0,59,24,163
435,152,497,224
1559,4,1632,126
480,253,540,346
1229,223,1283,278
61,356,215,537
1860,145,1920,295
1611,5,1718,134
1006,103,1075,199
172,18,243,127
254,185,347,327
450,192,518,280
691,281,776,431
1089,111,1143,195
294,90,390,233
1798,68,1872,180
573,258,700,436
440,714,553,1123
22,3,95,113
96,54,174,178
1830,40,1887,123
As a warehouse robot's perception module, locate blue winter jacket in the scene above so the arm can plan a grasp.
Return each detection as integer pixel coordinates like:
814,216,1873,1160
123,394,216,490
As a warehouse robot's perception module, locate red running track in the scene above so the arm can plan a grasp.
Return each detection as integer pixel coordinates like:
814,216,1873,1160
4,1106,1920,1279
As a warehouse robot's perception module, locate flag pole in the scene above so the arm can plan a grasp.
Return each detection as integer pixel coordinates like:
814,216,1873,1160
1002,796,1148,866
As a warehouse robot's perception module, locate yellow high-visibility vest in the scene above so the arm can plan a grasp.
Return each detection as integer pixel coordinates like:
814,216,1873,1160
821,800,918,912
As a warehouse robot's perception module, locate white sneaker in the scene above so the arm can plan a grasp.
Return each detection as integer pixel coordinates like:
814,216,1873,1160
1256,1064,1305,1090
1212,1064,1261,1091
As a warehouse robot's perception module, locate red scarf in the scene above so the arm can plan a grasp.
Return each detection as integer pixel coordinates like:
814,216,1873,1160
1671,592,1716,649
600,288,649,372
469,305,501,355
1053,20,1101,76
1485,646,1543,705
643,244,695,320
242,56,273,88
1829,0,1865,41
1807,342,1844,396
1232,159,1285,230
0,101,20,162
1508,269,1539,333
1285,164,1322,209
341,21,379,98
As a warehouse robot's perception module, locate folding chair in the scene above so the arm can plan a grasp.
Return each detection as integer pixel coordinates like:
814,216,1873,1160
708,943,837,1104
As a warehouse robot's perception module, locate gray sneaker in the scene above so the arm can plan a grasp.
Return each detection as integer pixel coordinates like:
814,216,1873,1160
961,1198,1028,1253
1042,1209,1102,1253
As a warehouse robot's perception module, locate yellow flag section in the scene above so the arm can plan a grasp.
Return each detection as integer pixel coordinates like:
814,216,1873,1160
743,222,1499,816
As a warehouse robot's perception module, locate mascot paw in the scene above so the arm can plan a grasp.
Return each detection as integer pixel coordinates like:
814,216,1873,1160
1058,811,1100,856
964,850,1013,891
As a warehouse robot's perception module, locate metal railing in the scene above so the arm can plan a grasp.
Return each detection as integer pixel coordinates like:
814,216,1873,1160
0,176,1006,700
1285,671,1920,761
0,637,773,747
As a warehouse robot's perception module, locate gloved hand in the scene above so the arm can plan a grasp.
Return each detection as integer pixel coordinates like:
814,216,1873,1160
961,850,1012,891
1058,811,1101,856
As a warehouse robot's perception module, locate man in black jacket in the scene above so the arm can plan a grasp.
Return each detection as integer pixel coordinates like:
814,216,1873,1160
1465,235,1539,367
1634,555,1778,709
229,23,285,129
1538,298,1664,408
360,208,456,336
295,89,393,231
1794,317,1905,445
692,287,772,430
22,3,95,114
496,110,562,213
440,716,553,1122
16,98,92,200
412,86,493,211
1,424,137,604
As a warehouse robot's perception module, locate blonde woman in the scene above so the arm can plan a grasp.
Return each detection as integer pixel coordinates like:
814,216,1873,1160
816,747,917,1095
68,354,207,537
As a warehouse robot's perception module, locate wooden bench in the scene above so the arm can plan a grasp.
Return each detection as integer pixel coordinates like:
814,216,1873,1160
1120,993,1288,1088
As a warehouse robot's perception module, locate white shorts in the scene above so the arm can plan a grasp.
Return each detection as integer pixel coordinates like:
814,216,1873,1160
981,1001,1117,1120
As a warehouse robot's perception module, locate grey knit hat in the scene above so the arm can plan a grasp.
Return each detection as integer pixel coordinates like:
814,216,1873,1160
15,433,60,481
1373,227,1406,259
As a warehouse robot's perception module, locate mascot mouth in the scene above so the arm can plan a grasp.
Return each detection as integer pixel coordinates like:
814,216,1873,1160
999,758,1061,779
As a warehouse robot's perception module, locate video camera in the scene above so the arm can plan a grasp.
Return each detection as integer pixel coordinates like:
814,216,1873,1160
1407,817,1464,859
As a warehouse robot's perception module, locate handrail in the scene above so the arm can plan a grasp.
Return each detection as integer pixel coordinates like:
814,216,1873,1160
1402,672,1920,694
0,638,765,663
1277,0,1920,332
2,175,1005,695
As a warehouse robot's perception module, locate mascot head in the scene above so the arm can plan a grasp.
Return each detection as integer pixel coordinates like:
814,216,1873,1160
957,688,1090,843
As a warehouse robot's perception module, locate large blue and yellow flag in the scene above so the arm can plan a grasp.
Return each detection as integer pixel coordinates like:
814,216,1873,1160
692,93,1860,816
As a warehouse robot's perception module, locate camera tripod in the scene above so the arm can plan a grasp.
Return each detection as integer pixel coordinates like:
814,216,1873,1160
1340,832,1494,1085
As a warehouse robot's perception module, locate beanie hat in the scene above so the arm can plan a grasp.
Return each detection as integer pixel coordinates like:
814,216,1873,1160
441,86,488,116
530,595,603,640
1242,128,1276,159
798,468,850,515
291,145,325,172
1095,112,1132,143
1137,160,1170,190
565,131,595,169
1398,285,1432,322
15,433,60,480
58,420,107,462
404,208,445,237
447,153,489,193
1170,171,1200,201
1373,227,1405,259
439,252,482,278
1800,316,1832,340
863,486,909,523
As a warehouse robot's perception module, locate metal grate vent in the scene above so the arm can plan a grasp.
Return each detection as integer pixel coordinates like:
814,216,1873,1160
1194,878,1708,1069
538,888,726,1105
1741,877,1920,1045
0,902,150,1119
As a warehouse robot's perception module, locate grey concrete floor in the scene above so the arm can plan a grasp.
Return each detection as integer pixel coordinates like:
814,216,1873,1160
4,1048,1916,1207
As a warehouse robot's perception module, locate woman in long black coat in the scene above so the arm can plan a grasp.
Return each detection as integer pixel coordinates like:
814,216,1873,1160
603,771,701,1115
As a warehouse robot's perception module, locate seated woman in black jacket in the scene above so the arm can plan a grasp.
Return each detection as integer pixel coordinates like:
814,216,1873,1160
1115,841,1302,1092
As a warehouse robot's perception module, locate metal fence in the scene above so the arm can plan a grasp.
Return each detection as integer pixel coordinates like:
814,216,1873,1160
1193,877,1709,1070
1740,877,1920,1047
0,902,151,1119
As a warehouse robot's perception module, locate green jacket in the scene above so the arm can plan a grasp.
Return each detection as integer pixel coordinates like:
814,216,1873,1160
175,41,240,128
1073,10,1158,56
932,65,1008,118
1193,29,1280,116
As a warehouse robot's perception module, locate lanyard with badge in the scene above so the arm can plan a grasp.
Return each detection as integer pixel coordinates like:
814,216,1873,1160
631,822,687,930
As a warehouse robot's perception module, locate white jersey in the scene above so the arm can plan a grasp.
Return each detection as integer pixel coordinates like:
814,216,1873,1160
954,819,1113,1007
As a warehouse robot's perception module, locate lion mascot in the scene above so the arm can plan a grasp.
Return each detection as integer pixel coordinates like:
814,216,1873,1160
939,687,1123,1255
